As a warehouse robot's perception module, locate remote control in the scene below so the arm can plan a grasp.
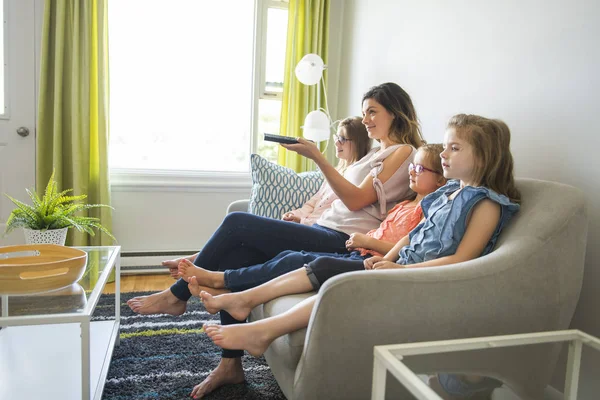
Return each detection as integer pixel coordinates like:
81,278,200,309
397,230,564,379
264,133,299,144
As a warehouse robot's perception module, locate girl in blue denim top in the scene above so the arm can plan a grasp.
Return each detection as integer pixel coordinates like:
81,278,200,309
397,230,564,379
195,114,521,363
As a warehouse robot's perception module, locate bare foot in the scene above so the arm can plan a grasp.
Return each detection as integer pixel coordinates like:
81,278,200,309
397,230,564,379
126,289,186,315
189,276,230,297
204,323,272,357
199,291,253,321
177,259,226,289
161,258,185,279
189,357,245,399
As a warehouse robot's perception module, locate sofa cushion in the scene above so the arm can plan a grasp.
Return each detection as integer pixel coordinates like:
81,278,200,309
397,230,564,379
249,154,324,219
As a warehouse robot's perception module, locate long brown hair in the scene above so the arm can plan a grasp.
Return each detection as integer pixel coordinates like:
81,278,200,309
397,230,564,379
336,116,372,172
447,114,521,203
362,82,425,148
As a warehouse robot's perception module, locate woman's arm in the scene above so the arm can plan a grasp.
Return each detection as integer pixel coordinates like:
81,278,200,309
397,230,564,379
371,199,501,270
282,139,413,211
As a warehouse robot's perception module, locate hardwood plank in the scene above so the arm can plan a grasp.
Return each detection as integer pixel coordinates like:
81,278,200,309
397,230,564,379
103,274,175,294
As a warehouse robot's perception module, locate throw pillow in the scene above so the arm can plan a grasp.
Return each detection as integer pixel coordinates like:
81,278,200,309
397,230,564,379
249,154,324,219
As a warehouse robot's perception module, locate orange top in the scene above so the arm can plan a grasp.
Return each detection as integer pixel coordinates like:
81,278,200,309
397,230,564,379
356,200,423,257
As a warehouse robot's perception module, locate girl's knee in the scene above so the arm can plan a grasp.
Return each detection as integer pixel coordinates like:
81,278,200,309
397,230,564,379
309,256,333,270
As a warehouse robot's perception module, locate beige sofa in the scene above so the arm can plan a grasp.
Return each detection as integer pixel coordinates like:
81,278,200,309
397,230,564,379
227,178,588,399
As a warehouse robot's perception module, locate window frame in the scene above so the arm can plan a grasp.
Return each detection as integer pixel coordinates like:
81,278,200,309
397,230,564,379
250,0,288,156
110,0,288,190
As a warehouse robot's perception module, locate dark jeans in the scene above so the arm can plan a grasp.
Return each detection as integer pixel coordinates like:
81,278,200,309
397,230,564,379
168,212,350,358
304,256,367,290
223,249,363,292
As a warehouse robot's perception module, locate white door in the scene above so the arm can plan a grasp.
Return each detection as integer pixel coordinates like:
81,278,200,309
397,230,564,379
0,0,38,245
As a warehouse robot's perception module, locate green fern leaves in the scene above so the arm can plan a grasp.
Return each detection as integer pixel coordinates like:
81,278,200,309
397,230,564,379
3,170,115,241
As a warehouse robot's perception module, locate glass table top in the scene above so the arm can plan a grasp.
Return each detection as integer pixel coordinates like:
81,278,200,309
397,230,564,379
0,246,119,319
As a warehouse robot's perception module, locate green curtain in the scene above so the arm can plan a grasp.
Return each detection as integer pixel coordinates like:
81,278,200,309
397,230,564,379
37,0,112,247
278,0,330,172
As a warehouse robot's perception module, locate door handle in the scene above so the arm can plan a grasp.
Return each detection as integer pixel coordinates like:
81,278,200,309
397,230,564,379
16,127,30,137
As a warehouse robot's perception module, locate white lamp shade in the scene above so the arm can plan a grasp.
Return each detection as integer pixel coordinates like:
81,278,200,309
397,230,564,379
302,110,330,142
294,54,324,85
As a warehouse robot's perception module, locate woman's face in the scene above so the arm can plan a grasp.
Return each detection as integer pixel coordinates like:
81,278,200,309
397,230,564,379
362,98,394,141
334,127,354,161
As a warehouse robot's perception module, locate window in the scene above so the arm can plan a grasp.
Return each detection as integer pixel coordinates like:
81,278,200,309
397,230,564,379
108,0,288,174
255,2,289,163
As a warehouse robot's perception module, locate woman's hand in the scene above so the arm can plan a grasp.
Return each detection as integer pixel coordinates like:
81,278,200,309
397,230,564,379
346,233,370,249
281,138,322,161
282,212,301,223
364,256,383,270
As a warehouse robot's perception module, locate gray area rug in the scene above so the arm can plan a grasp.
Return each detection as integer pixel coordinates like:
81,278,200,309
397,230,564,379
95,291,286,400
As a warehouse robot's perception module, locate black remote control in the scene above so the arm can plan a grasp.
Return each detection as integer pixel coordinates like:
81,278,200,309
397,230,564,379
264,133,299,144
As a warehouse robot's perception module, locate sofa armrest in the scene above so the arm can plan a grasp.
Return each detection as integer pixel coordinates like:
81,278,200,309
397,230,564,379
227,199,249,214
291,237,573,399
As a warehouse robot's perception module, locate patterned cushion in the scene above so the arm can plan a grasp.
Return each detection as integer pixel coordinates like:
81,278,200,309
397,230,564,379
249,154,324,219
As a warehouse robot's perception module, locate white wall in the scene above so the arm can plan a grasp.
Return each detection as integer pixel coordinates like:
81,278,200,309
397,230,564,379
111,177,250,253
337,0,600,395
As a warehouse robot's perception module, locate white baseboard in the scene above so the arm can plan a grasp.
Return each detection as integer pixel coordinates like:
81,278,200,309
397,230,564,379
120,252,194,275
121,255,176,267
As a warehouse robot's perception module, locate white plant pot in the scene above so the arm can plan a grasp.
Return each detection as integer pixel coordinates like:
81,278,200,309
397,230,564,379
23,227,68,246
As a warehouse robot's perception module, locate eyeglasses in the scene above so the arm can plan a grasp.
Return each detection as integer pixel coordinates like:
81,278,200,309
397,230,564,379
409,162,441,175
333,134,352,144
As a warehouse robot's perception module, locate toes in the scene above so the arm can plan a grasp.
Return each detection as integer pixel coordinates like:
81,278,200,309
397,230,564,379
200,290,212,301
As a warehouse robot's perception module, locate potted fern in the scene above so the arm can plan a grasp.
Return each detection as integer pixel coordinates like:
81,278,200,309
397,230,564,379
3,171,115,245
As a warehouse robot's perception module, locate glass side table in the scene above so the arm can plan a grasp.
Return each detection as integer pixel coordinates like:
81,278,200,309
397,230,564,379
0,246,121,400
372,330,600,400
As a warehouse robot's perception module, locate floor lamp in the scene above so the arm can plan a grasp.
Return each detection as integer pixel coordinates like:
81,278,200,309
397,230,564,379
294,54,332,143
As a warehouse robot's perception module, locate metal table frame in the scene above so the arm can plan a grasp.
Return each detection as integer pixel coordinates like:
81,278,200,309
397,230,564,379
0,245,121,400
372,329,600,400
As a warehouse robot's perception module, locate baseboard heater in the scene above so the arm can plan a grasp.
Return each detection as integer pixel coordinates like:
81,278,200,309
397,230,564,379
120,250,197,275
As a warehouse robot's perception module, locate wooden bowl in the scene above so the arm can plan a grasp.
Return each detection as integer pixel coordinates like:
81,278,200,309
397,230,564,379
0,244,88,295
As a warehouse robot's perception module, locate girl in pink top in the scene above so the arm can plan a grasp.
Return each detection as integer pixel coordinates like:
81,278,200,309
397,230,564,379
179,144,446,293
193,144,448,359
281,117,372,225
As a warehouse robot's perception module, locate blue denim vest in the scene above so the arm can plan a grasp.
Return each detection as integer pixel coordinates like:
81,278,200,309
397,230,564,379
398,180,520,265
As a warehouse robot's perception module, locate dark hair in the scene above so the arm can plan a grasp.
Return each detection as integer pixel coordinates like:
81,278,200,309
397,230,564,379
336,116,372,171
362,82,424,148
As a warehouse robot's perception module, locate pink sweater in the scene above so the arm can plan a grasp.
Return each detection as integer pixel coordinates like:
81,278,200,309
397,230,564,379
289,182,337,226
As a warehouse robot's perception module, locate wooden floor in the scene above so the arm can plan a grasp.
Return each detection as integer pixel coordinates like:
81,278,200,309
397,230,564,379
103,273,175,294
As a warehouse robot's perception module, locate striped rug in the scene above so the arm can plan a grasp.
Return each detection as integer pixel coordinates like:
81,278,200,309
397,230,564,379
96,291,285,400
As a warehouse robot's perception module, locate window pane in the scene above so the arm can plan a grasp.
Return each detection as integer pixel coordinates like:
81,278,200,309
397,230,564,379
109,0,254,172
264,7,287,93
256,98,281,163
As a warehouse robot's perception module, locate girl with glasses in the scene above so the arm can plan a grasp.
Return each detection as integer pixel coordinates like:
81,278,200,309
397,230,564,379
178,144,446,291
281,117,371,225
